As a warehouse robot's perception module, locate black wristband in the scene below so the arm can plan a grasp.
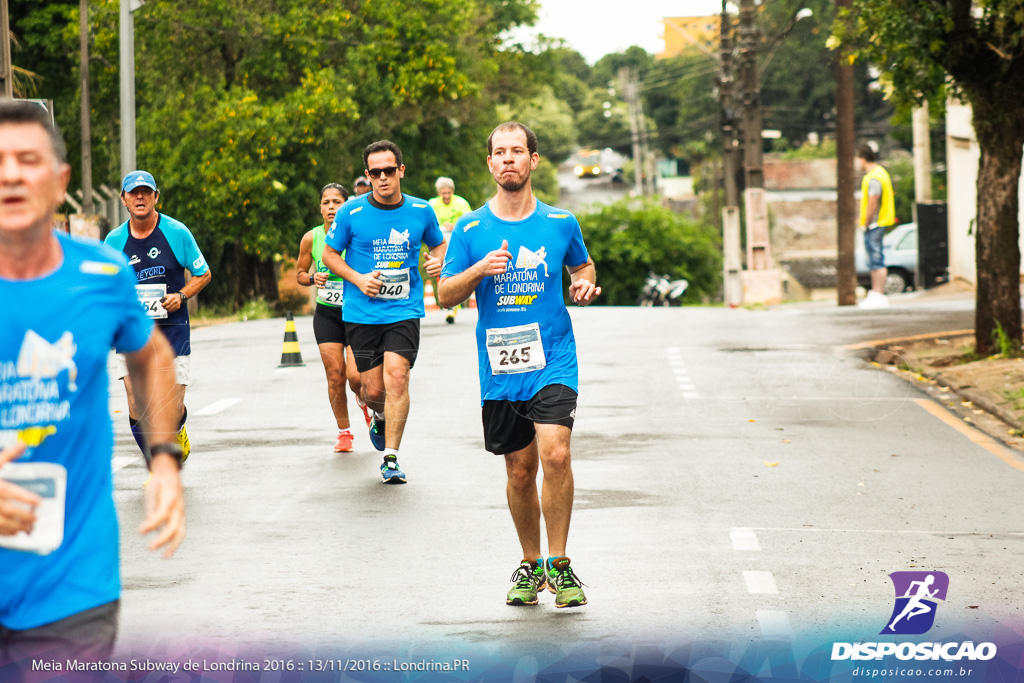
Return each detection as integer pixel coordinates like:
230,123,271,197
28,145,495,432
309,273,317,286
179,291,188,304
148,442,184,469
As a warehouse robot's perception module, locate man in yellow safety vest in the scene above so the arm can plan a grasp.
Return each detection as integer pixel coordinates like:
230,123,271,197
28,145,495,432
858,145,896,309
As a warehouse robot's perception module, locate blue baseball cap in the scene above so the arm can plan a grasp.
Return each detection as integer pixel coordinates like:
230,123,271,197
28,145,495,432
122,170,158,193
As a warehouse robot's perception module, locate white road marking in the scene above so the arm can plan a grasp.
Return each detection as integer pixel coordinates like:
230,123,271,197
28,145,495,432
756,610,793,639
682,392,700,399
111,456,136,472
193,398,242,416
730,527,761,551
744,571,779,595
750,527,1024,536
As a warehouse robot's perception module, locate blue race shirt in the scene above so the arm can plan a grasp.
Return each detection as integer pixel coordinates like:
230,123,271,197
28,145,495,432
440,200,590,402
325,193,444,324
0,233,152,630
104,213,208,356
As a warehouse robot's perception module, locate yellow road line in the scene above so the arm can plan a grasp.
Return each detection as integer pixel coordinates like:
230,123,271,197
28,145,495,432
914,398,1024,472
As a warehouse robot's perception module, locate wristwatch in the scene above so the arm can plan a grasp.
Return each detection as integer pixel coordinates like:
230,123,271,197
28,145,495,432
148,442,184,469
309,273,317,286
179,291,188,305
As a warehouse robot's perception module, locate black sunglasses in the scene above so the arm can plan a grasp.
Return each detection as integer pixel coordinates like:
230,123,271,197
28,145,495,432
366,166,399,179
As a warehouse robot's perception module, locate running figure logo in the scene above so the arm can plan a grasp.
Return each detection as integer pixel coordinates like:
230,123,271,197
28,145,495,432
388,228,410,247
882,571,949,635
515,245,549,277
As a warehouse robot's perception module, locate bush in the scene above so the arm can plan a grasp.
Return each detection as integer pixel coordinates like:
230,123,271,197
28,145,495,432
579,199,722,305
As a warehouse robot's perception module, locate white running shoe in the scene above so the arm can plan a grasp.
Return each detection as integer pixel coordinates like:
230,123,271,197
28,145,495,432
858,290,889,309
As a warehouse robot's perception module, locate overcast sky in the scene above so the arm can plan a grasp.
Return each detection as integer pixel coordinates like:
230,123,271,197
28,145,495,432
512,0,725,63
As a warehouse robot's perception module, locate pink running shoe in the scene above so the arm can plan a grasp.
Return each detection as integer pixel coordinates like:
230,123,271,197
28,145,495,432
334,431,354,453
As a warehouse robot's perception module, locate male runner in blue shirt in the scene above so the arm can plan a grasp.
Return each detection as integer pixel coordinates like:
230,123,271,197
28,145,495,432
323,140,446,484
438,122,601,608
105,171,212,465
0,100,185,667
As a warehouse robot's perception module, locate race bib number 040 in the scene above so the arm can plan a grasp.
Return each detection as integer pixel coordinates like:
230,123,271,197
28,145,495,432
485,323,546,375
135,284,167,319
376,268,410,301
0,462,67,555
318,280,344,305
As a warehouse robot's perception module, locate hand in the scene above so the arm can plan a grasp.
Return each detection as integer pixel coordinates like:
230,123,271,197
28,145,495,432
0,442,40,536
160,293,183,313
360,271,383,297
424,253,443,278
569,278,602,306
475,239,512,278
140,454,186,559
311,272,326,287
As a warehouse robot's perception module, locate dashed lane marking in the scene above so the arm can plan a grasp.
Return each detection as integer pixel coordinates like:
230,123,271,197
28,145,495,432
756,610,794,640
193,398,243,416
730,527,761,551
111,456,136,472
744,571,779,595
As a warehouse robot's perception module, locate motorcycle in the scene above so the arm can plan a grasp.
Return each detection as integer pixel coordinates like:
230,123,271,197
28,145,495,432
637,271,689,307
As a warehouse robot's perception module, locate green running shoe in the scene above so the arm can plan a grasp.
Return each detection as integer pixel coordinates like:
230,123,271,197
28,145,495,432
547,556,587,608
506,560,544,606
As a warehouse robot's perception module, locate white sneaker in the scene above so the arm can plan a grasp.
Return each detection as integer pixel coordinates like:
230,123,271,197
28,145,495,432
858,291,889,309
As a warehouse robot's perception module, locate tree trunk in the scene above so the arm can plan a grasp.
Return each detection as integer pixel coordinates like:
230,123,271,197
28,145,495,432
973,104,1024,355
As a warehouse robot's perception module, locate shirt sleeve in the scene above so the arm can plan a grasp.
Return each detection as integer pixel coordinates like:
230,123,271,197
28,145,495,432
325,209,351,252
111,257,154,354
868,178,883,197
422,208,444,249
440,218,471,279
179,227,209,276
565,217,590,268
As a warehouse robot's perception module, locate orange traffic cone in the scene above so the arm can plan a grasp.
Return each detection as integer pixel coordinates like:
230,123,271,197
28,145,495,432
278,311,306,367
424,279,440,312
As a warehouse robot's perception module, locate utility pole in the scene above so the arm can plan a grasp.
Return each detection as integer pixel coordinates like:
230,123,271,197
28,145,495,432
912,102,932,204
0,0,12,98
621,66,645,197
636,82,654,196
835,0,856,306
720,2,742,306
120,0,142,179
80,0,94,215
738,0,770,270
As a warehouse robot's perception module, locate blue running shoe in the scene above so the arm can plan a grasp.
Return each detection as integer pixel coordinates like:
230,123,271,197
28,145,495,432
368,414,386,451
380,455,406,484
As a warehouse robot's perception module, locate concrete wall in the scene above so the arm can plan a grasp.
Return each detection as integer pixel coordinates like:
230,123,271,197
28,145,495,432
945,99,1024,284
763,157,836,191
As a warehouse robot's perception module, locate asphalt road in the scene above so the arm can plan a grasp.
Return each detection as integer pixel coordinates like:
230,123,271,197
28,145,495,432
107,296,1023,666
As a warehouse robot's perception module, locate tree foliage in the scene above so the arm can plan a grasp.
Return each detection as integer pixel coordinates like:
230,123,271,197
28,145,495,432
840,0,1024,354
580,199,722,306
11,0,542,307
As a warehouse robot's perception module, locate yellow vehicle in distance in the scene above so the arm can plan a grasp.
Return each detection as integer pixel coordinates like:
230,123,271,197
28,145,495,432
573,149,606,178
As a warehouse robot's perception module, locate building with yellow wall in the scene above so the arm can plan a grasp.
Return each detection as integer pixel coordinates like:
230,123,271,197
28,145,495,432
658,16,720,59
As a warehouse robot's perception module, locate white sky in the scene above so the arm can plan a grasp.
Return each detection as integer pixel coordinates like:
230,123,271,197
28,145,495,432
516,0,725,63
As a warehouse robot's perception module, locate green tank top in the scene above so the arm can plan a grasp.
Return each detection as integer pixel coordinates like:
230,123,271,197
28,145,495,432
311,225,345,307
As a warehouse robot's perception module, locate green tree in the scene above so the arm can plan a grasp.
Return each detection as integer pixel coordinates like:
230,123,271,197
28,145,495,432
581,199,722,305
15,0,541,308
839,0,1024,355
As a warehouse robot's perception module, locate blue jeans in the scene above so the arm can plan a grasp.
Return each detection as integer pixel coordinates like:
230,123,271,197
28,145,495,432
864,226,886,270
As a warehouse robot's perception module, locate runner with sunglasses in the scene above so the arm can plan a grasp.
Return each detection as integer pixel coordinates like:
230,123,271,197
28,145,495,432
322,141,445,483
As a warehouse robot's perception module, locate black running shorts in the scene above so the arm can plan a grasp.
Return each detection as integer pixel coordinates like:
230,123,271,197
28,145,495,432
482,384,577,455
345,318,420,372
312,303,347,346
0,600,119,665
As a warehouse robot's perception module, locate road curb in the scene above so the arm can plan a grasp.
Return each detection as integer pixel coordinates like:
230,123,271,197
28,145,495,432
846,330,1024,439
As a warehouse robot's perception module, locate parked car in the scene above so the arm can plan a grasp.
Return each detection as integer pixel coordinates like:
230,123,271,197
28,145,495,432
855,222,917,294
